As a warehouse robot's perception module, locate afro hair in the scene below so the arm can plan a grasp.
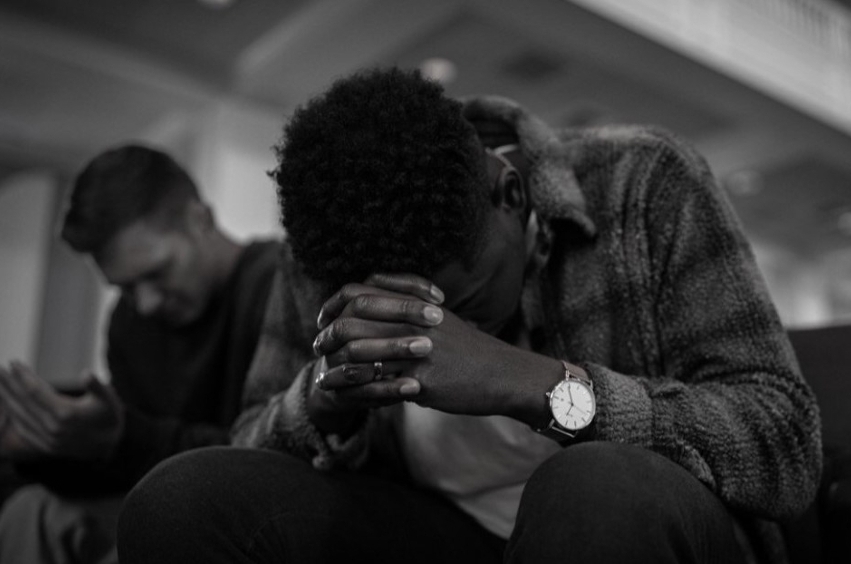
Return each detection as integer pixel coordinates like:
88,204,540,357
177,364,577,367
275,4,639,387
271,67,491,291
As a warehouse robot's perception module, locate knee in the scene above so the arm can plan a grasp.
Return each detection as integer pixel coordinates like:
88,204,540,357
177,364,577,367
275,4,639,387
520,442,694,525
118,447,237,556
118,446,314,563
510,442,740,564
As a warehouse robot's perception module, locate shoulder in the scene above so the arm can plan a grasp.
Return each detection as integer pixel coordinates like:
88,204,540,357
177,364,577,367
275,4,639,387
238,239,284,278
562,124,707,172
228,240,282,296
562,124,716,205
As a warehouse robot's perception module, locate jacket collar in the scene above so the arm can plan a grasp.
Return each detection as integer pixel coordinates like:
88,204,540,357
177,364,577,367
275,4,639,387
461,95,597,239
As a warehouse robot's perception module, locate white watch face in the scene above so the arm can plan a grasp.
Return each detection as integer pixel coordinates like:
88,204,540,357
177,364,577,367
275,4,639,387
550,379,596,431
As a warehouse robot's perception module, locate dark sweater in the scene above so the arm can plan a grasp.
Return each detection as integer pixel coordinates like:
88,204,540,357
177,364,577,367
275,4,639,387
18,239,280,495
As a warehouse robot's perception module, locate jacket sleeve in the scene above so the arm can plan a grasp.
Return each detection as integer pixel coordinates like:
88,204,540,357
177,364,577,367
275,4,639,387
230,258,369,470
583,129,822,520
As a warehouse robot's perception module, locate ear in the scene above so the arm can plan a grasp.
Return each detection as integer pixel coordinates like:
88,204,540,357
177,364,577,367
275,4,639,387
185,200,215,234
493,167,527,216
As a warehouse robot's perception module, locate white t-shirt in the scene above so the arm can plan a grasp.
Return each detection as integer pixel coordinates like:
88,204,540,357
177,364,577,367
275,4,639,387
398,209,561,539
399,403,561,539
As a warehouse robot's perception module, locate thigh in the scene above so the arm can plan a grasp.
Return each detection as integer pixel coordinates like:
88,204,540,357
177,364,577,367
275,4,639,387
118,446,504,564
507,442,748,564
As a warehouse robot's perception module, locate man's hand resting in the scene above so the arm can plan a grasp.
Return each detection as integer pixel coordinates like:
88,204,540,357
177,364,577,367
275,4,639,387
0,361,124,461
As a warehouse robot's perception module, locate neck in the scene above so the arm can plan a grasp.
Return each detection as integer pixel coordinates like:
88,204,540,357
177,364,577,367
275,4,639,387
209,230,245,289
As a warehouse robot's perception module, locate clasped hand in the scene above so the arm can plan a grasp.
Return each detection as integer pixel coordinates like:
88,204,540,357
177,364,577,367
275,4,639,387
0,361,124,461
309,273,518,426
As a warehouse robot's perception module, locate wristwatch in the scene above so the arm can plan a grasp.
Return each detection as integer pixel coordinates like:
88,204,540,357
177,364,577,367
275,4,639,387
537,361,596,440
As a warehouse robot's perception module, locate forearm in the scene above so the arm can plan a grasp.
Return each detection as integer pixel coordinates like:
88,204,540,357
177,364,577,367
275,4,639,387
483,346,567,431
232,364,371,470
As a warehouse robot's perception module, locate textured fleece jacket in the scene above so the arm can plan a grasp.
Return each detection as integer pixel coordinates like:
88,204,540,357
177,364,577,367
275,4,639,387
232,97,823,564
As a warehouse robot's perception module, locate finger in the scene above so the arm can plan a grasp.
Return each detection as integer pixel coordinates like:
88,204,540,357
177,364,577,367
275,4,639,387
314,318,417,356
318,279,443,329
346,294,443,326
314,315,436,356
0,389,54,454
0,367,59,446
316,295,442,354
1,412,53,455
318,283,393,329
6,362,63,417
83,372,119,404
316,359,408,390
323,336,433,369
362,273,444,305
326,376,421,408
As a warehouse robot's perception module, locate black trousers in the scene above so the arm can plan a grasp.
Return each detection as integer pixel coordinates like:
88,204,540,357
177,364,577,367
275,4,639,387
117,442,747,564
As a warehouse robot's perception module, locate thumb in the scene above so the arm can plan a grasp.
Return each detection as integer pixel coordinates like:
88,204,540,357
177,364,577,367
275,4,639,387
82,372,119,404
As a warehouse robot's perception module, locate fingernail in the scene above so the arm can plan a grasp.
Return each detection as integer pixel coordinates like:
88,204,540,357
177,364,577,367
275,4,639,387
409,338,432,355
312,335,322,355
429,285,445,304
423,305,443,325
399,381,420,396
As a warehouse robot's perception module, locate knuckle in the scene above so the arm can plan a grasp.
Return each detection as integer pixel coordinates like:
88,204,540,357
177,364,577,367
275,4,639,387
340,283,363,303
400,299,423,319
336,341,355,363
341,340,368,362
325,318,350,345
350,294,374,314
341,363,362,383
394,339,414,356
363,273,382,285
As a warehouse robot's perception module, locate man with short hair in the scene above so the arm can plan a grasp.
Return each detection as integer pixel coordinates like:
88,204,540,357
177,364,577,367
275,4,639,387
0,145,280,563
118,68,822,564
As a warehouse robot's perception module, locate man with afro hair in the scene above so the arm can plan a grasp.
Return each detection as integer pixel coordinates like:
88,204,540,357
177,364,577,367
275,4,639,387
118,67,821,564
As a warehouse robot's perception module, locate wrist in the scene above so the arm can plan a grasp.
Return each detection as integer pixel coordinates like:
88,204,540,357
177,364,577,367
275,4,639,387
501,352,565,429
536,361,596,441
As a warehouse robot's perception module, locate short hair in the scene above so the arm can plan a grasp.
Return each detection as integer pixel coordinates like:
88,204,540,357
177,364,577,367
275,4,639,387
61,145,200,255
271,67,491,291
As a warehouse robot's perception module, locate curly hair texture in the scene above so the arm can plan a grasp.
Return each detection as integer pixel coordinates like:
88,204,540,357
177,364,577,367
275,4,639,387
271,67,491,290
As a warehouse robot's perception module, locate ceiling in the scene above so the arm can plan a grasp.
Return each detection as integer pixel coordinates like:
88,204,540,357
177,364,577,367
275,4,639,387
2,0,851,262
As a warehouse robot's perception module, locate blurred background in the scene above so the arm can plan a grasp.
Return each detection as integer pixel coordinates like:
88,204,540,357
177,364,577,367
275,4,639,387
2,0,851,387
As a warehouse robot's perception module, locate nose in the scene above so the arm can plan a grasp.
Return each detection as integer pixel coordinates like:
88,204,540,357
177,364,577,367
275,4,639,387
134,283,164,317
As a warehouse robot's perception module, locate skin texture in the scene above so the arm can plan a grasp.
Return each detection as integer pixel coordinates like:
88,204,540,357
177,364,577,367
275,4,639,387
96,200,235,326
0,200,242,462
307,152,573,437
